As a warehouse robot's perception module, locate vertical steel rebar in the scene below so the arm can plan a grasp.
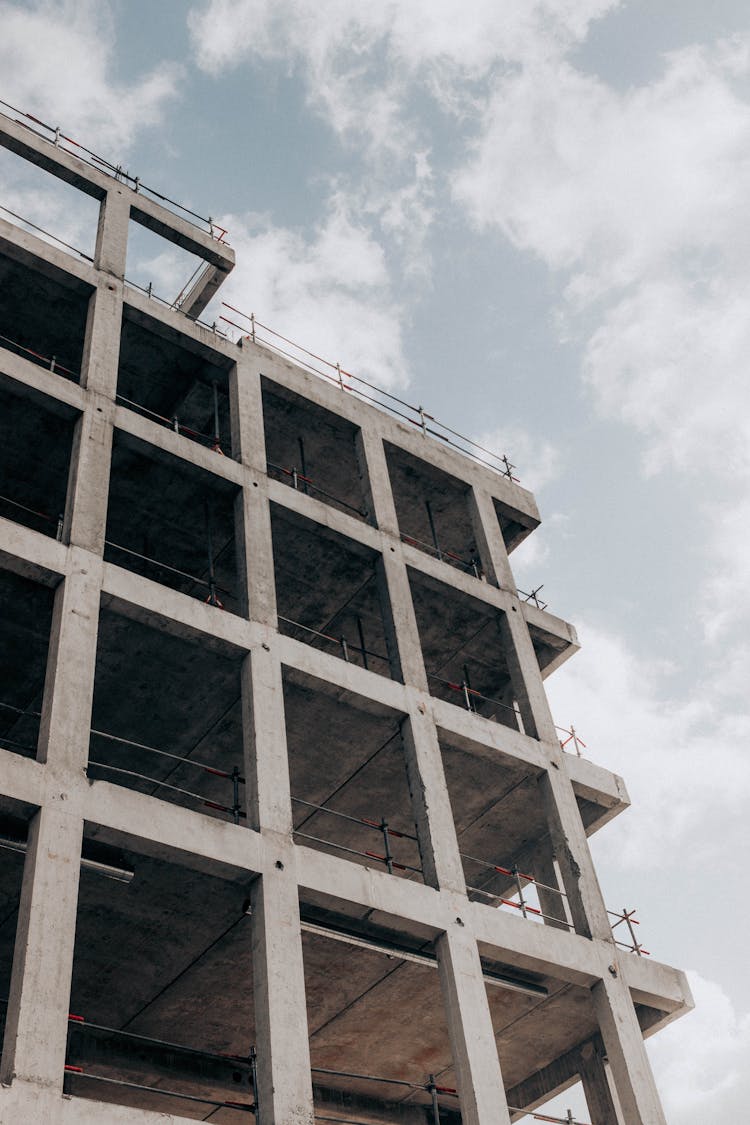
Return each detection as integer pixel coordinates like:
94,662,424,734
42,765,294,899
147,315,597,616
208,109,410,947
381,819,394,875
427,1075,441,1124
205,499,220,607
250,1046,260,1124
462,664,474,712
232,766,241,826
513,864,528,919
297,436,308,495
425,499,442,559
356,615,369,671
212,380,221,452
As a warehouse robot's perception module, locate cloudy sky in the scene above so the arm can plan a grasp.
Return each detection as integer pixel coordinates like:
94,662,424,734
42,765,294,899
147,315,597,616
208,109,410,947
1,1,749,1120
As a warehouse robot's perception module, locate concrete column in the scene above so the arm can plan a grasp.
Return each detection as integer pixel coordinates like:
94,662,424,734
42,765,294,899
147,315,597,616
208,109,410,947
592,974,667,1125
230,347,277,625
468,486,516,592
354,426,398,535
235,479,277,626
64,394,116,554
435,926,510,1125
1,806,83,1088
501,606,612,941
355,426,429,687
400,708,465,892
578,1041,620,1125
37,550,103,775
230,345,267,472
93,186,130,277
65,187,128,553
240,642,292,836
376,550,428,689
251,863,315,1125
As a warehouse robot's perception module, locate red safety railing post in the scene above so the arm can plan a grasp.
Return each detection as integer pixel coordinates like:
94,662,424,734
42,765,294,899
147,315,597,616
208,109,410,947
232,766,241,826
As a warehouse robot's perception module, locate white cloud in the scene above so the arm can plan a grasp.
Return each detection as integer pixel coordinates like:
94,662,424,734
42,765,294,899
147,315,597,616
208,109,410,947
545,623,750,870
648,972,750,1123
452,34,750,647
0,0,181,152
208,200,409,389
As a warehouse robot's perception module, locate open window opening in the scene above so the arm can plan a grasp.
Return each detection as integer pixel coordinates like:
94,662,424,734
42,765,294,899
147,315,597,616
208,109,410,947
408,570,525,731
284,670,421,881
105,431,242,613
0,246,92,383
262,379,370,522
0,143,99,263
438,734,571,933
272,506,395,679
0,379,77,538
478,956,611,1125
385,442,482,578
89,606,246,824
67,827,256,1118
117,305,232,455
125,219,207,314
300,890,463,1124
0,566,57,761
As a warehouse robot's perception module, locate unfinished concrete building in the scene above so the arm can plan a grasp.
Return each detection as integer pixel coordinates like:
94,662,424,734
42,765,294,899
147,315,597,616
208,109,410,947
0,104,691,1125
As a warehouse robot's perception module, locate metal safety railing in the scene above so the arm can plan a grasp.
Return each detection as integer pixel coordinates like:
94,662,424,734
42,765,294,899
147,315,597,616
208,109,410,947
401,530,482,577
0,328,80,380
115,386,227,455
63,1012,255,1115
0,100,230,243
311,1065,590,1125
278,614,391,673
426,669,524,728
87,727,245,824
293,796,421,877
461,848,649,955
220,304,522,484
461,852,573,929
267,459,368,520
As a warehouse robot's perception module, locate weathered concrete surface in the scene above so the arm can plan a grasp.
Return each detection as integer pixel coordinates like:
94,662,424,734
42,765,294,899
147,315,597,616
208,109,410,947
0,106,690,1125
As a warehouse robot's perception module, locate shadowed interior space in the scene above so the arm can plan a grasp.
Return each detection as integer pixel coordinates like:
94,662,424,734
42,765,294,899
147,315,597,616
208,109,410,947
0,378,77,537
89,606,246,824
67,829,255,1120
117,305,232,454
284,670,421,881
272,506,394,678
0,799,38,1057
408,570,522,729
384,443,480,578
0,566,57,760
0,246,91,382
104,430,242,613
437,736,569,929
262,378,369,522
479,947,599,1115
299,897,462,1125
